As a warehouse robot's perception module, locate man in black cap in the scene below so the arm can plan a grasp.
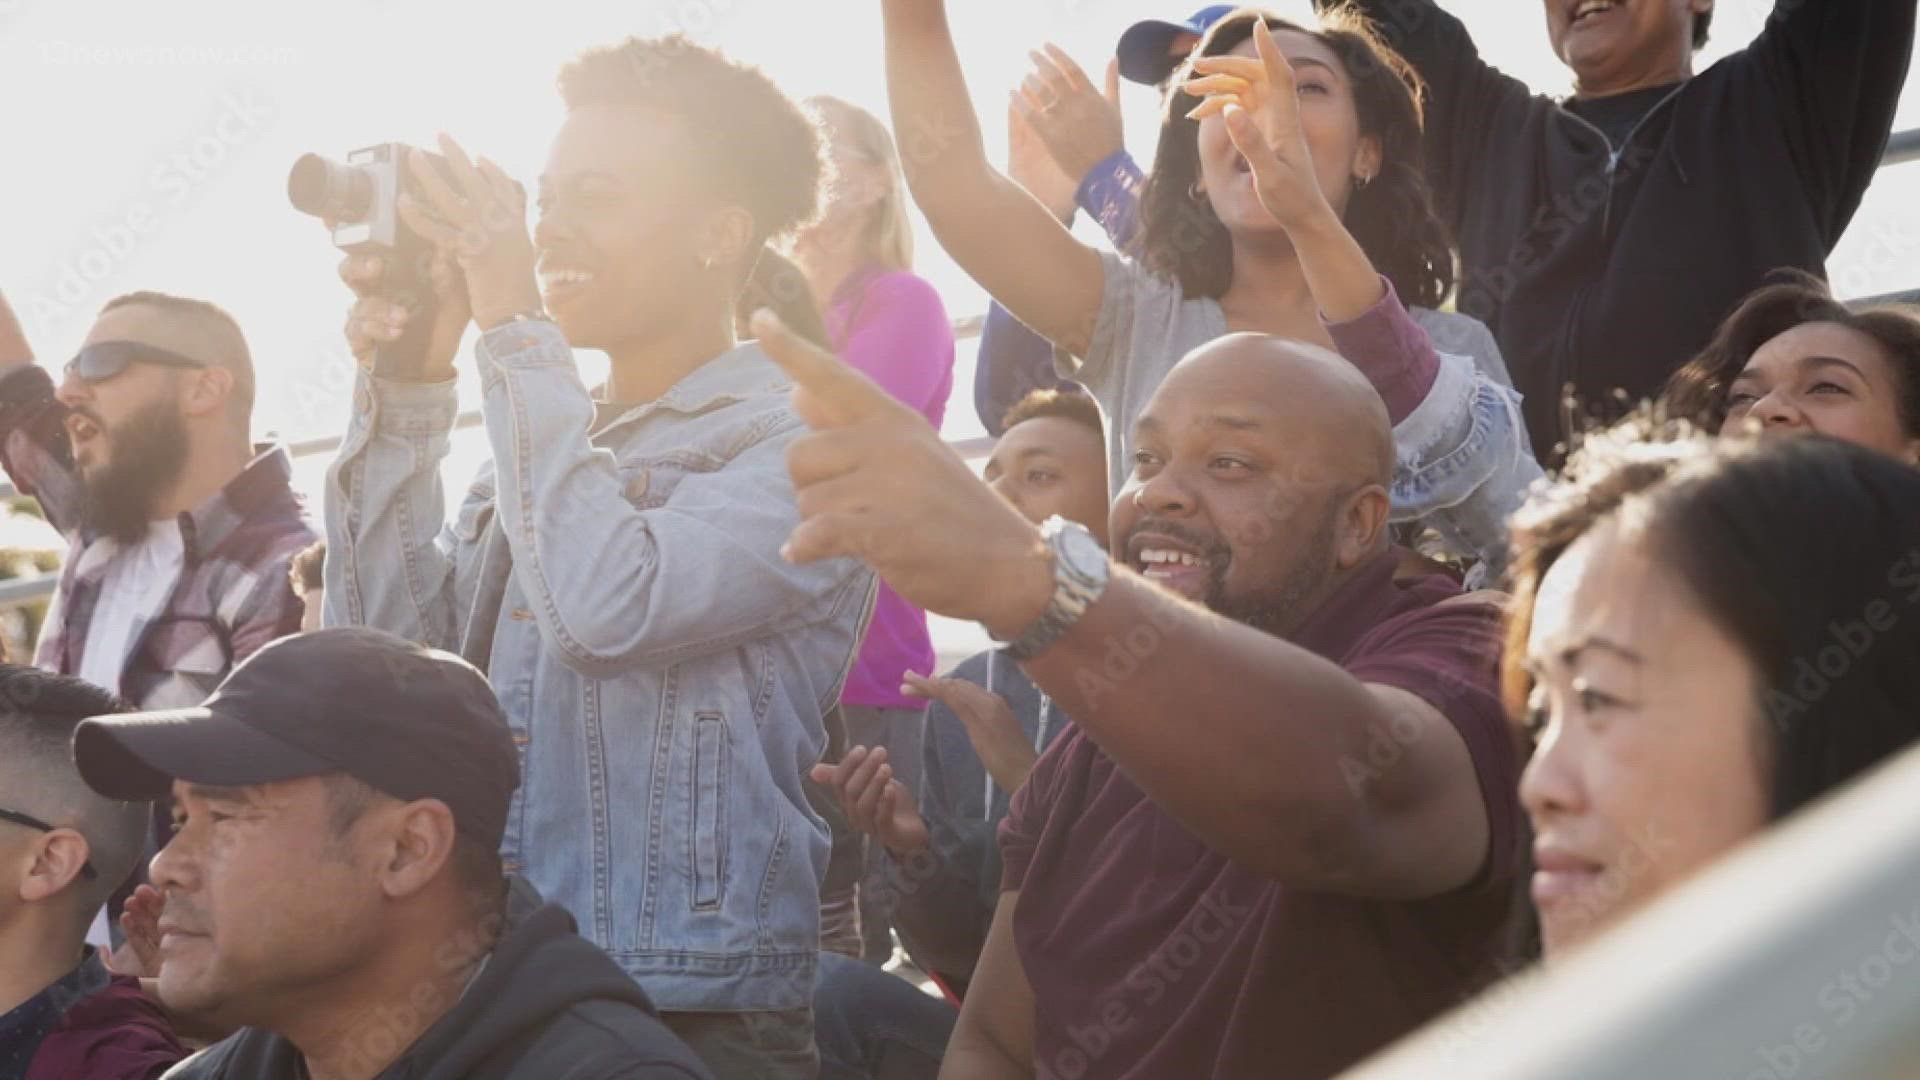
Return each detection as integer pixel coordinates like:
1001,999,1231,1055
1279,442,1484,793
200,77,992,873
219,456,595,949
71,628,712,1079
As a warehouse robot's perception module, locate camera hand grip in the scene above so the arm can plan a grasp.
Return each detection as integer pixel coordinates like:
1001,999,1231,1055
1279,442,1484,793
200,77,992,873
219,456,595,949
370,251,447,378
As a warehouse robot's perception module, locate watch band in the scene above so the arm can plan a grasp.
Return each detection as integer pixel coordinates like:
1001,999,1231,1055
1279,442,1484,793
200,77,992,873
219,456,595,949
998,517,1110,661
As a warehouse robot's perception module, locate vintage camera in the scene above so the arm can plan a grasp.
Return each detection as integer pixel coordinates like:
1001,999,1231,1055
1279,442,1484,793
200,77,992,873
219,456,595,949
287,143,461,371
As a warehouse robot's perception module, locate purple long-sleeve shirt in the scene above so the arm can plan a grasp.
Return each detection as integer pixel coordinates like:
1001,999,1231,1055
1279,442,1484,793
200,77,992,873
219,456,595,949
1323,277,1440,425
829,267,957,710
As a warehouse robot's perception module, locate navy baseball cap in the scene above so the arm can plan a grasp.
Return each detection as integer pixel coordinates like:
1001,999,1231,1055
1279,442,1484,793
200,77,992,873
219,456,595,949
1117,5,1238,86
73,628,520,849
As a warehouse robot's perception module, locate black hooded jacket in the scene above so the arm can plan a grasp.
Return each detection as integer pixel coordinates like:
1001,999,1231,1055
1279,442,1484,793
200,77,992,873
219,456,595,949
162,877,711,1080
1318,0,1914,454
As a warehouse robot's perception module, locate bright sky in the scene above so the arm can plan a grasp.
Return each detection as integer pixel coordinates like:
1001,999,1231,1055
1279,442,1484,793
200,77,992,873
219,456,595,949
2,0,1916,462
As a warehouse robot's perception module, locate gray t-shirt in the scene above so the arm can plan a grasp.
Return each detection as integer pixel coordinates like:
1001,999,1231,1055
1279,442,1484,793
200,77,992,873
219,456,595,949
1056,252,1514,496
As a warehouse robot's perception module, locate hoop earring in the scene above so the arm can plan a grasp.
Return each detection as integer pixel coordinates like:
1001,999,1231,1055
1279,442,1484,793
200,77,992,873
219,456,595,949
1188,180,1206,202
1353,174,1373,193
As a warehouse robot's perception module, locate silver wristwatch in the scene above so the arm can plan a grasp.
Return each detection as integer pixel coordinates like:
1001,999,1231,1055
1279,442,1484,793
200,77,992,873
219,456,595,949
995,516,1111,661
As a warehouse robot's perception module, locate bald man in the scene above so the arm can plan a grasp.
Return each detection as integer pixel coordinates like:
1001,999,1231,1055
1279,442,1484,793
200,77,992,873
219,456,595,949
0,289,314,711
760,317,1528,1079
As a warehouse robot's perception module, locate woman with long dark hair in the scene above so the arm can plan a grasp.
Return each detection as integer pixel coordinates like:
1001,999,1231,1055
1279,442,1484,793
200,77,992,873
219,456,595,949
879,2,1539,572
1662,270,1920,465
1508,422,1920,956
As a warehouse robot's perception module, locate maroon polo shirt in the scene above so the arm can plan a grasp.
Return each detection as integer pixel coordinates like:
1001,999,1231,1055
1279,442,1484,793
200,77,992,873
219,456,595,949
1000,552,1526,1080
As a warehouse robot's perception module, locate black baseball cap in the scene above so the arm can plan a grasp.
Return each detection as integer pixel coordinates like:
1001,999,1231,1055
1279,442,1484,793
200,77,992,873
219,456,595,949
1117,5,1238,86
73,628,520,849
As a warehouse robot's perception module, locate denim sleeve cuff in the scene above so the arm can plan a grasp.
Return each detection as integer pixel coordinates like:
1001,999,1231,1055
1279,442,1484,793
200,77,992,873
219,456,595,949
476,318,576,384
1320,277,1440,425
360,367,458,435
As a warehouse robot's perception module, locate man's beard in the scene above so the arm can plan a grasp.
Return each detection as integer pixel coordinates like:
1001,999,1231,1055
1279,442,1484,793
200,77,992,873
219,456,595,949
78,400,190,545
1127,509,1339,637
1207,510,1339,637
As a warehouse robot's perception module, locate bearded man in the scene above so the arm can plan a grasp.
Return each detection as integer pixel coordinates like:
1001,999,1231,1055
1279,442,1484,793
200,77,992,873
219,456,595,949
0,289,313,711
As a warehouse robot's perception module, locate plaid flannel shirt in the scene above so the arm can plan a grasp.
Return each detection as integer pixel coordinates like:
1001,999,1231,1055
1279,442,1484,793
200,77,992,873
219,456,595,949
0,364,316,709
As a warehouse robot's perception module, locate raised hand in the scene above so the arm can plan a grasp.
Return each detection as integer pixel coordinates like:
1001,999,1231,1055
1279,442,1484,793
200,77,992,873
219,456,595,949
1185,20,1335,233
107,882,164,978
1011,46,1125,185
1007,95,1080,223
752,309,1055,641
396,133,542,331
809,745,931,857
338,246,470,375
902,672,1040,793
0,291,33,368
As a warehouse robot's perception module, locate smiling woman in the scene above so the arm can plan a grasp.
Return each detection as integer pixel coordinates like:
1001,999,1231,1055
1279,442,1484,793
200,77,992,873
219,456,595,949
1136,8,1453,309
321,32,875,1080
1507,419,1920,957
1662,270,1920,465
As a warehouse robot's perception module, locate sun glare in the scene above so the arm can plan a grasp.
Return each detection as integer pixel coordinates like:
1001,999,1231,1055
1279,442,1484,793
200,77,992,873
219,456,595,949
0,0,1914,460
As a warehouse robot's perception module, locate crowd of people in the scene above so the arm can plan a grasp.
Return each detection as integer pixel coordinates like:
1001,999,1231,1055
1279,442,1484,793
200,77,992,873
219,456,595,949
0,1,1916,1078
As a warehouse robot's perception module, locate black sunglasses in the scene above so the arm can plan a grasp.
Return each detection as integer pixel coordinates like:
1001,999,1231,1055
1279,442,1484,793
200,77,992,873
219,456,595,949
0,807,98,880
65,340,210,384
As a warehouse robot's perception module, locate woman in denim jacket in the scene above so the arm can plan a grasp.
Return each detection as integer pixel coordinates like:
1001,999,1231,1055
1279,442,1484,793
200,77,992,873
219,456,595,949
321,37,873,1080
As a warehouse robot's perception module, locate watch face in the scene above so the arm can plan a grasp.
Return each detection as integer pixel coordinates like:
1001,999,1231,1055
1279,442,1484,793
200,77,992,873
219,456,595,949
1056,522,1112,582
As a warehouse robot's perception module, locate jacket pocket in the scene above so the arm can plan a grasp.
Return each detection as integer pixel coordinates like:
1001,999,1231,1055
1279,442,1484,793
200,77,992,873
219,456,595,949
691,711,731,911
616,457,700,512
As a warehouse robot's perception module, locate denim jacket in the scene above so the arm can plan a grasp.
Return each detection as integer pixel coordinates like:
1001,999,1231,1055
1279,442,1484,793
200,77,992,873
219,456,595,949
1395,306,1542,580
323,321,874,1012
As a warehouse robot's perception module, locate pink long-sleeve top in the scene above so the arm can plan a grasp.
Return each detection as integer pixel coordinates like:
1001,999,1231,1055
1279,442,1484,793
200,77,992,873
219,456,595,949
828,266,957,710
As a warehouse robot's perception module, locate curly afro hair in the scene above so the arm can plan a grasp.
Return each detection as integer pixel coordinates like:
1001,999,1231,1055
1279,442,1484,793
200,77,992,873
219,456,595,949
558,36,822,247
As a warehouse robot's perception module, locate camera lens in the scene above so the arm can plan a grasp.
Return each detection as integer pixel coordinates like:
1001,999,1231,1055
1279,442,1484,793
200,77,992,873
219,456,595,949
287,153,374,223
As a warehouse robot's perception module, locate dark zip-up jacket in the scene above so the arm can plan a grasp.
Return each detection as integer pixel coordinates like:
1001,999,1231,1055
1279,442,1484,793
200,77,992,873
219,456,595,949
1319,0,1914,453
162,877,711,1079
886,650,1073,989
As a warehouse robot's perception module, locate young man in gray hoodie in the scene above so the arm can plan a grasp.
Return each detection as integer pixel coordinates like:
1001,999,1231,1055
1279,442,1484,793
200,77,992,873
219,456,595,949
810,391,1109,1077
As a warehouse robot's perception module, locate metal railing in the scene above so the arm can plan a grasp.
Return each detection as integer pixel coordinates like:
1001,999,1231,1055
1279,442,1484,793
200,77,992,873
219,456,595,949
1344,741,1920,1078
0,315,1002,608
277,316,1000,468
1884,127,1920,167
